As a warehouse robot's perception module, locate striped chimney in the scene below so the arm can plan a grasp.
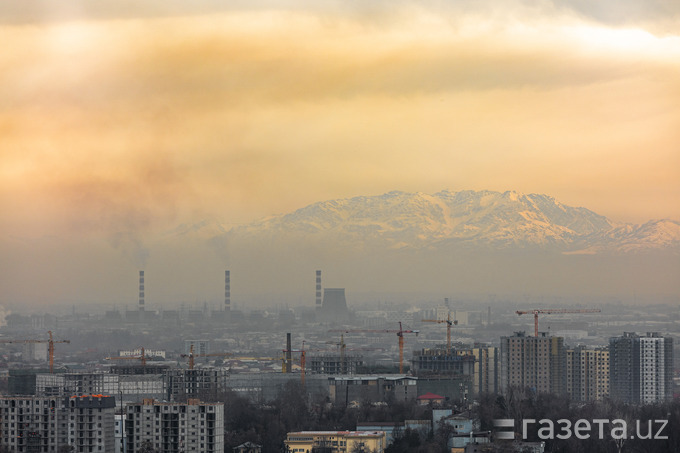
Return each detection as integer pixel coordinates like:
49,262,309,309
138,270,145,312
316,270,322,309
225,270,231,312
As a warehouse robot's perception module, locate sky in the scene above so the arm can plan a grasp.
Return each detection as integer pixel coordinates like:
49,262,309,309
0,1,679,307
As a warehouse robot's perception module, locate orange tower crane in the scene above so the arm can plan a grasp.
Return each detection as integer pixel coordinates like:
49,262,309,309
421,313,458,354
0,331,70,373
516,308,601,337
331,322,419,374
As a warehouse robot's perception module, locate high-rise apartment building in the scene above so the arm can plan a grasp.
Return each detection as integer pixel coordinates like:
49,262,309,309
0,395,116,453
471,346,499,395
124,399,224,453
499,331,566,395
566,346,609,401
609,332,673,404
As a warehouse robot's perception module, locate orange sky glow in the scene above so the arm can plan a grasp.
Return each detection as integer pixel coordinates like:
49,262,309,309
0,1,678,306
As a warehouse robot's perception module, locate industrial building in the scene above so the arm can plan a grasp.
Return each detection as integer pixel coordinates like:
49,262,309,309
327,375,417,406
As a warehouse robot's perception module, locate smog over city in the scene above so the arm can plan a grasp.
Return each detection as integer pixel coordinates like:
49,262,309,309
0,2,678,453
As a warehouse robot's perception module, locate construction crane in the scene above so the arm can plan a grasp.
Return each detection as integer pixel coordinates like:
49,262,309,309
105,347,149,366
516,308,601,337
421,313,458,354
325,334,347,375
181,345,234,370
283,340,307,386
0,331,70,373
331,322,419,374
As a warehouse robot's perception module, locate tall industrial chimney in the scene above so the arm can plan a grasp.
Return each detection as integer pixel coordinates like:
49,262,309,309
138,270,145,312
224,270,231,313
315,270,322,310
285,333,292,373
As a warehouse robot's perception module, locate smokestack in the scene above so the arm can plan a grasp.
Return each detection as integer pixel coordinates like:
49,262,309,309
316,270,322,309
286,333,292,373
138,270,145,312
487,306,491,326
224,270,231,312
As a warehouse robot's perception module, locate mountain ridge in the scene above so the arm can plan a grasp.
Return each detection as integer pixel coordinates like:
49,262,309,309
211,190,679,255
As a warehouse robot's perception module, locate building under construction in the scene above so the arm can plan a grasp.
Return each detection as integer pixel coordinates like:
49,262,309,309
308,353,364,375
410,348,475,377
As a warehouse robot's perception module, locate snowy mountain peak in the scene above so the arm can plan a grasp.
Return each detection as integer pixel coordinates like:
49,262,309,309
223,190,678,254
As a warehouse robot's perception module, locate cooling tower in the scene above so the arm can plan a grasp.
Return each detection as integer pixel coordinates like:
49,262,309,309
320,288,349,322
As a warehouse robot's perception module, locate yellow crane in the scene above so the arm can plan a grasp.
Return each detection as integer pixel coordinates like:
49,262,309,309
421,313,458,354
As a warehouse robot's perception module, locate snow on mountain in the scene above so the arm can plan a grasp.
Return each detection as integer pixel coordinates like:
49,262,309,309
214,190,677,254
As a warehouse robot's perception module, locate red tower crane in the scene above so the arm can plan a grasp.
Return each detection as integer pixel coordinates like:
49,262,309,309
331,322,419,374
516,308,601,336
421,313,458,354
0,331,70,373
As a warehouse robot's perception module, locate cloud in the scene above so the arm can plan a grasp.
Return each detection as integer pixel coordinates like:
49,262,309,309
0,4,678,235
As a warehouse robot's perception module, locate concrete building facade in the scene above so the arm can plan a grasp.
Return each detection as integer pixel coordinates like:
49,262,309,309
0,395,116,453
471,346,498,395
566,347,609,402
499,332,566,395
609,332,673,404
124,399,224,453
411,348,475,377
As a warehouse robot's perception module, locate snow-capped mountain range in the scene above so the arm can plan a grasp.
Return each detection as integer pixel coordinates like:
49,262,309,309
221,190,679,255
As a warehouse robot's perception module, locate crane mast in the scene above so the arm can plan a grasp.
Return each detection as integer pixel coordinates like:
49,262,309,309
421,313,458,354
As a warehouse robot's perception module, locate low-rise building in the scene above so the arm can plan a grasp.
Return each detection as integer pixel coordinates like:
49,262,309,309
285,431,386,453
